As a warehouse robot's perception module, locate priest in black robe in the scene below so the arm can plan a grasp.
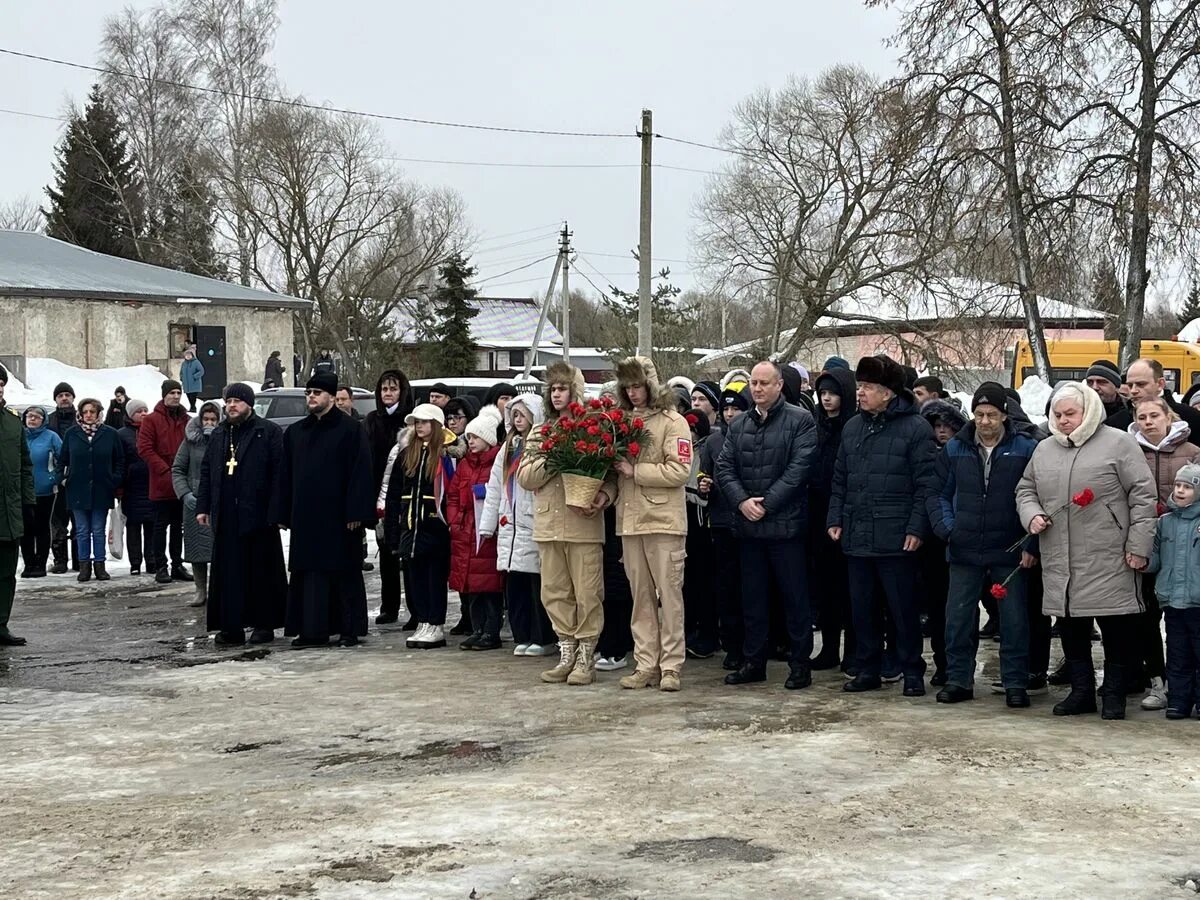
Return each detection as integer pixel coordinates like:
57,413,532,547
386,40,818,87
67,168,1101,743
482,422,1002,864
195,383,288,646
273,372,376,648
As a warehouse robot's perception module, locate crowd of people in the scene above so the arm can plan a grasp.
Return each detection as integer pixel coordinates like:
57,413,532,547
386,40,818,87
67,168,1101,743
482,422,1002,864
1,351,1198,723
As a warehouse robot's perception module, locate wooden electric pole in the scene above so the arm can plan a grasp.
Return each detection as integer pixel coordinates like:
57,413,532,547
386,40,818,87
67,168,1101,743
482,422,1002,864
559,221,572,363
637,108,653,357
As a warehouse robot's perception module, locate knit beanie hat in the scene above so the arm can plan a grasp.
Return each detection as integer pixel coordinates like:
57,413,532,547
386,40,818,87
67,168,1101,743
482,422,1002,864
720,385,750,412
162,379,182,398
1175,463,1200,487
692,381,720,409
822,356,850,371
788,362,810,383
53,381,74,399
223,383,256,406
464,406,503,447
972,382,1009,413
125,399,149,419
1085,361,1123,390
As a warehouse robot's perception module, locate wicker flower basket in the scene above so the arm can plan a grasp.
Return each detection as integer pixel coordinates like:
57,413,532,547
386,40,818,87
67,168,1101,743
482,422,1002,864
562,472,605,509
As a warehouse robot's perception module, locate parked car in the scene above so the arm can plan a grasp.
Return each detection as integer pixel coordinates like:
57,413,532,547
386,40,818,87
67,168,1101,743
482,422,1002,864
409,377,544,405
254,387,374,429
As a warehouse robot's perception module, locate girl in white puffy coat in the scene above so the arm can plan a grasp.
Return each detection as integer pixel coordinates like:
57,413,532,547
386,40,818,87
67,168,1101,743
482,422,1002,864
479,394,558,657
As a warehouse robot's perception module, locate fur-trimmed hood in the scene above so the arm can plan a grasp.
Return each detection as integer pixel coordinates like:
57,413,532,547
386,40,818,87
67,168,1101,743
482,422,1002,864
616,356,674,412
543,360,586,410
920,398,968,434
184,402,222,443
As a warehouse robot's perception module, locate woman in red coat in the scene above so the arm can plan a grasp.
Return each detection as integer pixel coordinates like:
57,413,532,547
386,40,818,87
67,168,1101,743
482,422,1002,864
448,406,505,649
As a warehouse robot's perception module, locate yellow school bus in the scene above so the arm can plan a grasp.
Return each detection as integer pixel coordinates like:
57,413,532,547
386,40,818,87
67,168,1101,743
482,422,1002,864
1011,339,1200,393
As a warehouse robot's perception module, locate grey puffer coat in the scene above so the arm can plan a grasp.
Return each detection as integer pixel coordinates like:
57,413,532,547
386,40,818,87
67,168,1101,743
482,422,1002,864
172,409,216,564
1015,383,1157,618
715,394,817,540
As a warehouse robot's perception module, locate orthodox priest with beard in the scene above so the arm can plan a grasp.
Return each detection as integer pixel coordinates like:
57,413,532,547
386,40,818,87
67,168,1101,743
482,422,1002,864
195,384,287,646
273,372,376,647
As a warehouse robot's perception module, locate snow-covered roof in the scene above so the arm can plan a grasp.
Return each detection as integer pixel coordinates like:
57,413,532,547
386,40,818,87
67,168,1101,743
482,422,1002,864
389,295,563,347
698,277,1106,364
0,230,310,309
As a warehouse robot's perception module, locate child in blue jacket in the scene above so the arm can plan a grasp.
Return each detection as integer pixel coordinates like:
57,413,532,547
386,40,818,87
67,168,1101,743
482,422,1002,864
1147,462,1200,720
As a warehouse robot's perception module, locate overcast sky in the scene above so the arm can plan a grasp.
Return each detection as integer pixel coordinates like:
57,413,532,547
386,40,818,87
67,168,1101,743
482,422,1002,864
1,1,900,295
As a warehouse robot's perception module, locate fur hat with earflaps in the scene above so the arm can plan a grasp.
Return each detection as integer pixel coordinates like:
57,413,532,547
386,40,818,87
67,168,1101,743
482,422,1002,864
543,359,585,408
616,356,674,412
854,355,906,395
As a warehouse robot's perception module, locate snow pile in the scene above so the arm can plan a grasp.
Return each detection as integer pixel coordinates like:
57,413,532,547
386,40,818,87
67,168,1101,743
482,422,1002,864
1180,317,1200,343
4,358,169,410
1017,375,1053,424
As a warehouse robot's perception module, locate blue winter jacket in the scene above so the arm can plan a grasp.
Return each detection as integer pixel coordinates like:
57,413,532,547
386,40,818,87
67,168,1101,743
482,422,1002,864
181,357,205,393
927,420,1038,566
827,391,936,557
23,415,62,497
1148,498,1200,610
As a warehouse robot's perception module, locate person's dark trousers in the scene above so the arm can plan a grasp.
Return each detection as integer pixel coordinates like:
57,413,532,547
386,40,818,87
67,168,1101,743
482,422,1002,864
407,551,448,626
467,591,504,638
740,537,814,669
597,513,634,659
1164,607,1200,714
186,392,199,412
919,537,949,674
152,499,184,570
1060,614,1137,672
49,492,75,568
507,571,555,645
20,495,54,571
847,555,926,679
126,521,156,571
1136,573,1166,683
0,541,18,633
683,514,718,652
711,528,744,657
378,545,403,618
945,563,1030,689
811,531,854,663
1026,564,1051,677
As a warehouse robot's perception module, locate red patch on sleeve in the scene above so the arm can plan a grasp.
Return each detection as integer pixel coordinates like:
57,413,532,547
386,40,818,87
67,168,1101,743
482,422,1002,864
677,437,692,463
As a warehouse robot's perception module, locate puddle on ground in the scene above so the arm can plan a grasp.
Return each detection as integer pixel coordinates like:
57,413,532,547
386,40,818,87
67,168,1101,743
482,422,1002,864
626,836,778,864
223,740,282,754
314,739,512,771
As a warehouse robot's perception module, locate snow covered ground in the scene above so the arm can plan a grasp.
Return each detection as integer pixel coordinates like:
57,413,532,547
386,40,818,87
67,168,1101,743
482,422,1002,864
4,358,172,410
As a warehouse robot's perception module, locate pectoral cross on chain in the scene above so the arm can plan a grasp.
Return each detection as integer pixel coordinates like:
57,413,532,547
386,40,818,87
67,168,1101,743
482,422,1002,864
226,443,238,476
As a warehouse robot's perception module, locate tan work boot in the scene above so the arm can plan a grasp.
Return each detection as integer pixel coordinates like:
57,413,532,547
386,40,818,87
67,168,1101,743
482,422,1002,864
619,668,660,690
660,670,681,692
541,639,578,683
567,639,596,686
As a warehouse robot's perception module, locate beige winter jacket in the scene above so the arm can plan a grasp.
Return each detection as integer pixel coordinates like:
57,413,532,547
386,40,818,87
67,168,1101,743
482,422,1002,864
517,361,615,544
613,356,691,537
1015,382,1158,618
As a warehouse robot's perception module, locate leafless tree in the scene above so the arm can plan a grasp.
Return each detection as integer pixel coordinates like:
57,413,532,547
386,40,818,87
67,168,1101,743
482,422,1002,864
0,195,45,231
238,102,469,383
694,65,969,363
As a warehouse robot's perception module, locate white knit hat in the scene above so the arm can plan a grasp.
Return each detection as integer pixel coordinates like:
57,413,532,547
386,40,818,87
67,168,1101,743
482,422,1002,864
405,402,445,426
464,405,504,447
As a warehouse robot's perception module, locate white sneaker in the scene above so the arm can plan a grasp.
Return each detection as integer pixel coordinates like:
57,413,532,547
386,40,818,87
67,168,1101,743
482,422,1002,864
423,624,446,648
595,654,628,671
524,643,555,656
406,623,430,648
1141,677,1167,711
513,643,530,656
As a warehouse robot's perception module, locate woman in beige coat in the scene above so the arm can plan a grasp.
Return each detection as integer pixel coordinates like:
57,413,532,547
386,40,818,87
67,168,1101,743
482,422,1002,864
1016,381,1158,720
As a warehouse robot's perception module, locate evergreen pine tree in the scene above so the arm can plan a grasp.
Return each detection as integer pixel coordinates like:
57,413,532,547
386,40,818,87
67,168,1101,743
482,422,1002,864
43,83,145,259
154,161,225,279
1179,281,1200,330
427,254,480,376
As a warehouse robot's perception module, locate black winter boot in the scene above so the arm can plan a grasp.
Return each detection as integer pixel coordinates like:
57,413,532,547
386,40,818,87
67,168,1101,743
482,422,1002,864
77,562,92,583
1052,661,1097,716
1100,662,1127,720
92,561,111,581
1047,659,1071,686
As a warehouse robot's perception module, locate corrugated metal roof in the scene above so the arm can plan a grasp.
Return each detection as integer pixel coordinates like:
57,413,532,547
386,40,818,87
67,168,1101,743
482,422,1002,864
389,295,563,346
0,230,311,309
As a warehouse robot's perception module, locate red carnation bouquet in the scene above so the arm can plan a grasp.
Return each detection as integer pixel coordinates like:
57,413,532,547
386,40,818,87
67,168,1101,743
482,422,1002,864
532,395,650,507
992,488,1095,599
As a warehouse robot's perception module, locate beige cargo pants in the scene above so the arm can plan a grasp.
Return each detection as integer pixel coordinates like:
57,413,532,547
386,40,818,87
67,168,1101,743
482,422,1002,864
622,534,687,675
538,541,604,641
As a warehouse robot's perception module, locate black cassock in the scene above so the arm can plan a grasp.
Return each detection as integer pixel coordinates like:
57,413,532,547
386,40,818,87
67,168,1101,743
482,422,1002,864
272,409,376,640
196,413,287,633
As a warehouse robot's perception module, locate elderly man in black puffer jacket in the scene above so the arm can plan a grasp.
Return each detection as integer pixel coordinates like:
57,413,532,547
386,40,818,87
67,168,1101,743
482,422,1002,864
827,354,936,697
716,360,818,690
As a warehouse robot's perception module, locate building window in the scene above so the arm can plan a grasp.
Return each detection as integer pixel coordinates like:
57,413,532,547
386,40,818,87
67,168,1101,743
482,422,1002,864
509,349,525,368
169,323,194,358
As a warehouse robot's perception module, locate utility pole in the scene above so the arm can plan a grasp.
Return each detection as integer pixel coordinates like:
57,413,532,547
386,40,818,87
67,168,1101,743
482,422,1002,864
523,246,564,381
559,221,572,364
637,108,653,357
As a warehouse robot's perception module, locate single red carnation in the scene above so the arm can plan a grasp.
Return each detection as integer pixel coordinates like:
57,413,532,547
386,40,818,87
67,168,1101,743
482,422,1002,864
558,416,572,428
605,446,616,457
540,424,552,436
540,441,553,452
588,398,603,409
632,417,644,429
587,443,599,452
619,423,630,435
602,433,614,444
1072,487,1096,507
606,410,622,422
587,425,600,436
601,396,615,408
685,413,698,426
990,583,1008,601
575,440,588,451
569,402,585,416
628,441,641,456
499,515,508,526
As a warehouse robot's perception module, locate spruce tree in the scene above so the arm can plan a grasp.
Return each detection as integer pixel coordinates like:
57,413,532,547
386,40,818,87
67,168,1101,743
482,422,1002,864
43,83,145,259
1179,281,1200,330
154,161,224,279
427,254,480,376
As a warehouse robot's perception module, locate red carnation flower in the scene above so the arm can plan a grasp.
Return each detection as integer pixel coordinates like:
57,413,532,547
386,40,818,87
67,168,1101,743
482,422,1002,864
607,410,623,422
628,441,641,457
587,442,599,452
990,583,1008,601
587,425,600,436
601,396,615,408
540,424,552,436
1157,501,1168,517
499,515,508,526
558,416,572,428
632,417,644,429
569,402,585,416
605,446,616,457
575,440,589,451
602,433,614,445
685,413,698,426
1072,488,1096,507
588,398,603,409
619,423,630,435
540,441,553,452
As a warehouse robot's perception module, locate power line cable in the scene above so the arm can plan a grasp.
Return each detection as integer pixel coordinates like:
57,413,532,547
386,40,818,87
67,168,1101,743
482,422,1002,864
0,47,633,139
474,253,558,285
